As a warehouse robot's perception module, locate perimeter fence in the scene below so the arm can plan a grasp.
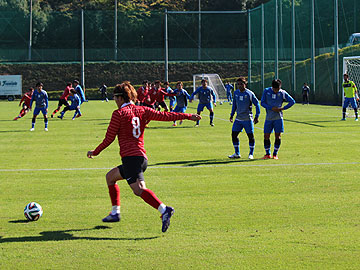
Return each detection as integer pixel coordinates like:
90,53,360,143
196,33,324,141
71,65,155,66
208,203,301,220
1,0,360,104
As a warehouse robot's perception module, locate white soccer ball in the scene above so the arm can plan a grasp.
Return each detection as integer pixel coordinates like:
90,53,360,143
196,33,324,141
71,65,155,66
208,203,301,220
220,101,223,105
24,202,43,221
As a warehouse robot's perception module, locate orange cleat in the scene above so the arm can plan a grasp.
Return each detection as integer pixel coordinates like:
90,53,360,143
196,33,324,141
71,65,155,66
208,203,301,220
272,155,279,160
262,154,271,160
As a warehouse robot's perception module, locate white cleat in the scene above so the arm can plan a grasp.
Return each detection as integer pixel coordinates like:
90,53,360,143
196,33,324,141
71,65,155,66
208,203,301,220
44,128,48,131
228,153,241,159
248,154,254,160
30,128,34,131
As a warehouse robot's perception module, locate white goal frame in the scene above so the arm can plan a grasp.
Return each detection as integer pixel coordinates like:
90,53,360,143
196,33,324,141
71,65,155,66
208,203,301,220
192,73,227,101
343,56,360,109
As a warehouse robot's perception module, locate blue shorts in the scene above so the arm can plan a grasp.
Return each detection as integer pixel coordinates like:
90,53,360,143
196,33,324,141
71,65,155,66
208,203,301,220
197,102,213,112
173,106,187,113
69,105,79,111
169,99,176,107
232,120,254,134
33,107,47,116
264,119,284,133
343,97,357,109
227,92,232,101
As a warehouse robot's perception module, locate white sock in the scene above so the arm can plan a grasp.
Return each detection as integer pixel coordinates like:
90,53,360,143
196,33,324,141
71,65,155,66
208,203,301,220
111,205,120,215
158,203,166,214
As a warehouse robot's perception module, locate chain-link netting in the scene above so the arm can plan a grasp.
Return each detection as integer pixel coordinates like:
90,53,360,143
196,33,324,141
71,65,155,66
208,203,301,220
1,1,360,104
249,0,360,104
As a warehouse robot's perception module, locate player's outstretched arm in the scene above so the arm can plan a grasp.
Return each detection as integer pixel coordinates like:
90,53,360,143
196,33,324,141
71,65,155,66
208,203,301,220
89,111,120,157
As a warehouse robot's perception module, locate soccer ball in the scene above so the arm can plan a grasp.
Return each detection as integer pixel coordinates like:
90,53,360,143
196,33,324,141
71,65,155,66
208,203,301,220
24,202,43,221
220,101,223,105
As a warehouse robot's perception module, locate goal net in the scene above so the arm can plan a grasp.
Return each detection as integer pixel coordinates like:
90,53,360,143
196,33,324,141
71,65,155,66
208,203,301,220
343,56,360,112
192,74,227,101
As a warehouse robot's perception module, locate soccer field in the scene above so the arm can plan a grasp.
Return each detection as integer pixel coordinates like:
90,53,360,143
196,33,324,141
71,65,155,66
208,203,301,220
1,100,360,269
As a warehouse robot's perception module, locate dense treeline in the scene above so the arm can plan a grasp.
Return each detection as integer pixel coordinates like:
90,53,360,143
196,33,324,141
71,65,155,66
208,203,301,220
0,0,272,13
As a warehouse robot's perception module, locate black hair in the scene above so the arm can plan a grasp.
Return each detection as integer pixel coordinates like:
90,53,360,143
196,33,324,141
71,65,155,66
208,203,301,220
271,79,282,89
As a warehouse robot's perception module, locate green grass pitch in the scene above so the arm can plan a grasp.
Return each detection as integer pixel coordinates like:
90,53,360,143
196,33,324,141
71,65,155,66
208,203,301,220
1,100,360,269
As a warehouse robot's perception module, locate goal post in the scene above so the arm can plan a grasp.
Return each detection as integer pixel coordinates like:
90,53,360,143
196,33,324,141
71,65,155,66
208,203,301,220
192,74,227,101
343,56,360,107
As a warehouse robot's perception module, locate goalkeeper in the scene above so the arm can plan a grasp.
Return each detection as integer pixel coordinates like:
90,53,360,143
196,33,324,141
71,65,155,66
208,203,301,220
342,73,358,121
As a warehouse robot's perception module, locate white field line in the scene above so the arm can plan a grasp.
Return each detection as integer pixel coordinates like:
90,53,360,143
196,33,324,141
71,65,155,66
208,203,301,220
0,161,358,172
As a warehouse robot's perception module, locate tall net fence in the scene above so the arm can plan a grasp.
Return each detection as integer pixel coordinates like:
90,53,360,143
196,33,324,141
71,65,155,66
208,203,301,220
167,12,247,61
0,9,247,62
1,1,360,104
249,0,360,104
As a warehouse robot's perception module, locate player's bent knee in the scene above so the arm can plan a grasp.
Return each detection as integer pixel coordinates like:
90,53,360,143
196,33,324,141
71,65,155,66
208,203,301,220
130,183,145,196
132,189,142,196
231,131,240,142
247,133,255,143
106,169,121,185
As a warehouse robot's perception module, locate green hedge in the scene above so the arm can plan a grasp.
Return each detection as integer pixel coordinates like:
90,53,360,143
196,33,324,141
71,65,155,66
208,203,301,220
0,61,247,98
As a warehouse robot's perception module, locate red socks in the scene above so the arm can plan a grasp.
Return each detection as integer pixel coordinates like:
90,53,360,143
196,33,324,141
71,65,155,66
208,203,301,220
19,109,25,117
108,185,162,210
140,189,162,209
108,184,120,206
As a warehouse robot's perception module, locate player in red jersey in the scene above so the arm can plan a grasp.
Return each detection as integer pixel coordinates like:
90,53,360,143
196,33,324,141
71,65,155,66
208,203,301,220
87,81,201,232
153,80,176,112
51,82,72,118
136,80,149,105
142,82,158,109
14,87,34,120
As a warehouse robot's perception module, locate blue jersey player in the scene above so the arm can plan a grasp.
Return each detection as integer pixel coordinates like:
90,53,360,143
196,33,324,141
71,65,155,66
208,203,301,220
29,82,49,131
190,79,217,126
164,81,176,112
172,81,191,126
58,89,82,120
229,77,260,159
260,79,295,159
73,80,86,104
225,82,234,104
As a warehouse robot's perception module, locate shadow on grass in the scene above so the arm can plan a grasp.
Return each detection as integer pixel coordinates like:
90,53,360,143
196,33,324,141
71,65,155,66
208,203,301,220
9,220,30,224
0,225,159,243
0,130,27,133
150,158,259,167
145,125,194,130
284,118,349,127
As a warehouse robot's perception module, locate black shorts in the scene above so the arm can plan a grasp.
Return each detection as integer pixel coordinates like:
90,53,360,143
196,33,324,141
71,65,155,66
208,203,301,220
143,103,155,109
58,99,69,107
117,156,148,185
158,101,168,109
